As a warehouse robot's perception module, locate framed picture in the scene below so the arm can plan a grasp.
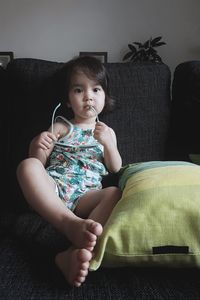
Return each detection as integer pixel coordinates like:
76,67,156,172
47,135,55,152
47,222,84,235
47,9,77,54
0,52,14,69
79,52,107,63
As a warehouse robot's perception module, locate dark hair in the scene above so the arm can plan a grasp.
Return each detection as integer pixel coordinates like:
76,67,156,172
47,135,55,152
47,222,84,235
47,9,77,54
60,56,114,113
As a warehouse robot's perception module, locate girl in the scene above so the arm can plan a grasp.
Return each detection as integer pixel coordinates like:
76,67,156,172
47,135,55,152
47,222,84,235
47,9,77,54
17,56,122,287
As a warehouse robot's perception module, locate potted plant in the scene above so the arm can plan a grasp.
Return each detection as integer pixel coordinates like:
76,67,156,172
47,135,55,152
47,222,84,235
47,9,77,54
123,36,166,63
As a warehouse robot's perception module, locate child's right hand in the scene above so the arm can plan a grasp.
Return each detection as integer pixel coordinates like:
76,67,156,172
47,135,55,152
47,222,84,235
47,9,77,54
29,131,59,165
32,131,59,151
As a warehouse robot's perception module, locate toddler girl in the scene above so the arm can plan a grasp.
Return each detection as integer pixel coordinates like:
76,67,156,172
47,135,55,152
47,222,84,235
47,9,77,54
17,56,122,287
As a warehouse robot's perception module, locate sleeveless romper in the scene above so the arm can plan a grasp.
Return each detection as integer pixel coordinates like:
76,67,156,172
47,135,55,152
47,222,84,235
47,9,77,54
46,119,108,211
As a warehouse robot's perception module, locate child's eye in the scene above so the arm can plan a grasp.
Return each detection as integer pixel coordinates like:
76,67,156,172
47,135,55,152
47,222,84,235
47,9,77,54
94,87,101,92
74,88,82,93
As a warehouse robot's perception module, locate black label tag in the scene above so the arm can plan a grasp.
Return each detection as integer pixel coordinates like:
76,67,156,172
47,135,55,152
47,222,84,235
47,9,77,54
152,245,189,254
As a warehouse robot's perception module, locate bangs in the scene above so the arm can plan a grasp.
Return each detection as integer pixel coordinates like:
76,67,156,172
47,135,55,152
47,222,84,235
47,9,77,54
71,60,107,88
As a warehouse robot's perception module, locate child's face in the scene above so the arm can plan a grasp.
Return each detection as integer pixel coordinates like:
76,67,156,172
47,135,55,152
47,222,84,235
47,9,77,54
68,71,105,121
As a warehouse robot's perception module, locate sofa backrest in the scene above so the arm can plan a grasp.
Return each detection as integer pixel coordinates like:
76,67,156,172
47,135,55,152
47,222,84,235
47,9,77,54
4,58,171,212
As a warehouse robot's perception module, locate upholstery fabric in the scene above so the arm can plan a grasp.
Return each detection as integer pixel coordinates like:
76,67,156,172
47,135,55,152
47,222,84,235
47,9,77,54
90,161,200,270
1,237,200,299
168,60,200,160
6,59,171,212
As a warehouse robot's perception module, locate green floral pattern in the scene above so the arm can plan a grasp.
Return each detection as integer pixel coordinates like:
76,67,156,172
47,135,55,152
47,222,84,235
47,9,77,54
46,124,107,211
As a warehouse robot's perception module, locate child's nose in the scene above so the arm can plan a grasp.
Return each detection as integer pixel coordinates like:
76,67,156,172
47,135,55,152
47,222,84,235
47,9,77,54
84,90,93,102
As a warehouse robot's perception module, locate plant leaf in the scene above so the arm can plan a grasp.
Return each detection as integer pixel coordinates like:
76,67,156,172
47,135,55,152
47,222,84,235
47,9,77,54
153,41,166,47
128,44,137,52
151,36,162,46
129,51,141,61
149,47,157,54
133,42,142,47
123,51,133,61
143,40,150,49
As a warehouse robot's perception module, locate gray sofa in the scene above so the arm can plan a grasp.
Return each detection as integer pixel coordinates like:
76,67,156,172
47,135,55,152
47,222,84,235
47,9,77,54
1,58,200,299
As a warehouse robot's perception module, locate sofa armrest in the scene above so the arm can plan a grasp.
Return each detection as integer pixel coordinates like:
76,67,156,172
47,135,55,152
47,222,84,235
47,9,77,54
0,66,9,201
168,60,200,160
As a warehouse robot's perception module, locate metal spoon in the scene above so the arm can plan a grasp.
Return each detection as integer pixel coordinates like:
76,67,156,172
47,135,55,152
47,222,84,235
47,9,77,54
89,106,99,122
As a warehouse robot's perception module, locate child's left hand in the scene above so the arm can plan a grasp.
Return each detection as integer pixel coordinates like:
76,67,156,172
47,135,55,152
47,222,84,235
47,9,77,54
93,122,113,146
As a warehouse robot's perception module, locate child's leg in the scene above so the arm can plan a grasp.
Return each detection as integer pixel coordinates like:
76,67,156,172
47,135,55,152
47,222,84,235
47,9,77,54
75,186,122,225
55,187,122,287
16,157,103,249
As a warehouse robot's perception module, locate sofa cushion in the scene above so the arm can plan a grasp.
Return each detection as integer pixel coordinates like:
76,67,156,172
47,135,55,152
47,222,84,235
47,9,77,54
90,161,200,270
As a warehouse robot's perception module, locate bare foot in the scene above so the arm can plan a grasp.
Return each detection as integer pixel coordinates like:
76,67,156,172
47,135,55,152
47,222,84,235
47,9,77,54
55,247,92,287
66,218,103,250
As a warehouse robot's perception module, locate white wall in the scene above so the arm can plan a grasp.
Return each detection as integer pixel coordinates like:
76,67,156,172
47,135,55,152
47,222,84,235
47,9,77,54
1,0,200,72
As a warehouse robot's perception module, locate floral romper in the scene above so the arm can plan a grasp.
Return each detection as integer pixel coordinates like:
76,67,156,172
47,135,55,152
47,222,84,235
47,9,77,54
46,118,108,211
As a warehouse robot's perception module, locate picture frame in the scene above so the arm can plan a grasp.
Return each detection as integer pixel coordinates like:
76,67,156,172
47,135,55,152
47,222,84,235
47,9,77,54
79,52,107,63
0,52,14,69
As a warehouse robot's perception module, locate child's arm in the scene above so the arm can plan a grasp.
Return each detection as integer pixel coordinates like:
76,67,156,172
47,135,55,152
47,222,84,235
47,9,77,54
29,131,58,165
93,122,122,173
29,122,68,166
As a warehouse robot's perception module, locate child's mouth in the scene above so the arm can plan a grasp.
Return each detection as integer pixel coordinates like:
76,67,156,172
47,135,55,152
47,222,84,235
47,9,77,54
85,105,99,122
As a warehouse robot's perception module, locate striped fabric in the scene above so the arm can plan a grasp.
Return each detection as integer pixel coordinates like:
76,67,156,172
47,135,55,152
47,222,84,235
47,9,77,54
90,161,200,270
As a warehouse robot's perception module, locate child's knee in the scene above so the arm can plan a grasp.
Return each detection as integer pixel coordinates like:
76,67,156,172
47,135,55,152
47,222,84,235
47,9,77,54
17,157,41,177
